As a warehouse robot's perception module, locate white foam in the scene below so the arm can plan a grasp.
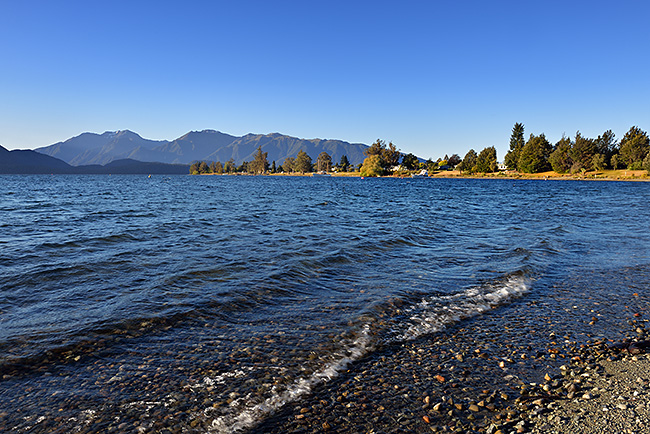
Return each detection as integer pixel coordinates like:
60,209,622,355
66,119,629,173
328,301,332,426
198,275,529,433
397,274,530,340
205,324,373,433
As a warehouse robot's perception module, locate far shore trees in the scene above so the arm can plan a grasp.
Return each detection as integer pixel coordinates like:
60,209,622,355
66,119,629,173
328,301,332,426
619,126,650,169
360,154,384,177
282,157,295,173
337,155,351,171
518,134,552,173
294,150,313,173
250,146,268,174
504,123,525,171
189,123,650,176
475,146,498,173
401,153,419,170
458,149,477,173
361,139,401,175
316,151,333,172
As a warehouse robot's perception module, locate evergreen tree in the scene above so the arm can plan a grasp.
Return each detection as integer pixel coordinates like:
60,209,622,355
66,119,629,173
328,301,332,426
271,161,276,173
382,142,401,169
569,132,597,172
224,158,235,174
401,153,419,170
459,149,478,173
213,161,223,174
294,150,312,173
198,161,210,174
595,130,617,168
363,139,400,172
549,136,573,174
504,123,525,170
250,146,268,174
189,162,200,175
338,155,350,171
316,152,333,172
448,154,462,167
619,126,650,168
282,157,295,173
518,134,552,173
475,146,498,173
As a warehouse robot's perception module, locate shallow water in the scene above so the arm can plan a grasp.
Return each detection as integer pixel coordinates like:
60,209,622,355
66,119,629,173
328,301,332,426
1,175,649,433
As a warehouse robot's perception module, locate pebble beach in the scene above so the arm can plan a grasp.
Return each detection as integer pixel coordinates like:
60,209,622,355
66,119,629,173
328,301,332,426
255,284,650,434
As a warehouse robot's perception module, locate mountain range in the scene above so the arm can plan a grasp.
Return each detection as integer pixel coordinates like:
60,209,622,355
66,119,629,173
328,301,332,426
0,144,190,174
35,130,370,167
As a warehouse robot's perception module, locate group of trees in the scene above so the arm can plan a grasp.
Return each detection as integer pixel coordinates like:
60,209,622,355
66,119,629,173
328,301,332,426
190,146,351,175
457,146,498,174
358,139,461,177
504,123,650,174
191,124,650,177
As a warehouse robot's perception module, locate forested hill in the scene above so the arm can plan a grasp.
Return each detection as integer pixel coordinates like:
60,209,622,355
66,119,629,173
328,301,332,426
34,130,369,166
0,145,189,174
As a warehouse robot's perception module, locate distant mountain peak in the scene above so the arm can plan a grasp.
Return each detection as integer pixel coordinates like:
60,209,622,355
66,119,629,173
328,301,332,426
33,129,370,167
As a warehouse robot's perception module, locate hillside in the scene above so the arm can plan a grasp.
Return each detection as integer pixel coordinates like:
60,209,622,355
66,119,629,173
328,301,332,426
0,145,189,174
34,130,370,166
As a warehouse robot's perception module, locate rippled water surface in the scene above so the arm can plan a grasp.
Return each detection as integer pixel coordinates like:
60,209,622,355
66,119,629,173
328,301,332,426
1,175,649,433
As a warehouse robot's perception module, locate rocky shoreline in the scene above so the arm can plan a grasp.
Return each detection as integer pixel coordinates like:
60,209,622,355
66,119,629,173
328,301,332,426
254,287,650,434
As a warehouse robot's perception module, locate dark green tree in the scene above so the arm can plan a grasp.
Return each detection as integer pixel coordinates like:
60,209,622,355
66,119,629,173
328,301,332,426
224,158,235,174
569,132,597,172
237,161,249,173
401,153,419,170
189,162,200,175
458,149,478,173
250,146,268,174
271,161,276,173
504,123,525,170
282,157,295,173
316,151,333,172
363,139,400,172
338,155,350,171
592,153,606,171
198,161,210,174
426,158,438,172
518,134,552,173
619,126,650,168
549,136,573,174
294,150,313,173
448,154,461,167
382,142,401,169
595,130,617,168
475,146,498,173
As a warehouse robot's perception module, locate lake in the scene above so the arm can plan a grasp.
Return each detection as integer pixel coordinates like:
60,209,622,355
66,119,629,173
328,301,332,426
1,175,649,433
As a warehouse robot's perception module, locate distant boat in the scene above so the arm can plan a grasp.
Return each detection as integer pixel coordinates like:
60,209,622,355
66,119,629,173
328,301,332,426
312,171,331,177
411,169,429,178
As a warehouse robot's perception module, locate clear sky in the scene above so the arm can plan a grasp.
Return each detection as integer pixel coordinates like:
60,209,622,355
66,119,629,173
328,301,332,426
1,0,648,161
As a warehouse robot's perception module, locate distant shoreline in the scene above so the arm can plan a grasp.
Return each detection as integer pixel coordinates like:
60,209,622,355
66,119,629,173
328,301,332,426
200,169,649,181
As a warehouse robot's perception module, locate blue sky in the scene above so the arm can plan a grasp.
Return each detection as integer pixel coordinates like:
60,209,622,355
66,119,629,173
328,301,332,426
1,1,648,161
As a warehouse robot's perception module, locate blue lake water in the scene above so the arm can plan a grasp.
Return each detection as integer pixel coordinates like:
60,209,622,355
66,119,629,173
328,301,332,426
1,175,649,433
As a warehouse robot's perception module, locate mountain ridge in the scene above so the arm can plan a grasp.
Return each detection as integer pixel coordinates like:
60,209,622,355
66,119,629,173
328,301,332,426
0,145,189,174
34,130,370,167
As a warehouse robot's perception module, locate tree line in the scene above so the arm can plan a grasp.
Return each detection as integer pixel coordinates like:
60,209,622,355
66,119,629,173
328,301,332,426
359,139,462,177
190,146,351,175
502,123,650,174
191,124,650,176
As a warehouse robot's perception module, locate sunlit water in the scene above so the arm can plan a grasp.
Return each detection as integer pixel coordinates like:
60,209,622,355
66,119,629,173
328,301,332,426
1,175,649,432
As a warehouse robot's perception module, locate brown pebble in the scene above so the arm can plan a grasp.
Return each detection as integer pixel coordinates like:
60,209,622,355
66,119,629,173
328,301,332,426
469,404,479,412
423,415,430,423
